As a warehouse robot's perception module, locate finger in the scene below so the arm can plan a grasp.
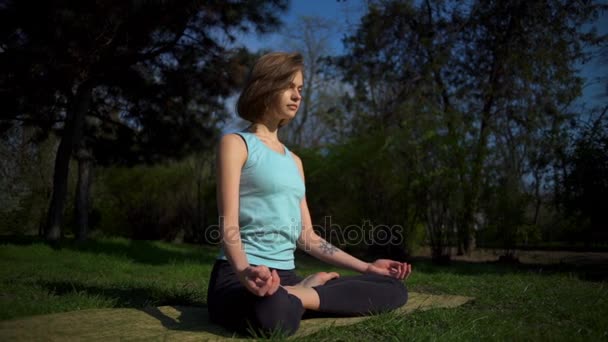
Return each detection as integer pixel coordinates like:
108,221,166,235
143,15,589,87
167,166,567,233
329,272,340,279
399,263,406,279
251,266,266,279
404,264,412,279
246,279,265,297
267,270,280,296
266,271,277,296
254,266,271,280
246,277,259,289
262,271,274,294
249,270,267,286
374,266,391,277
257,277,272,296
247,278,266,296
254,277,266,287
389,264,400,277
392,263,401,279
273,270,281,294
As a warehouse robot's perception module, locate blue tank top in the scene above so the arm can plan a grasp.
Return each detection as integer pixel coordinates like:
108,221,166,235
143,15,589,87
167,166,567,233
217,130,306,270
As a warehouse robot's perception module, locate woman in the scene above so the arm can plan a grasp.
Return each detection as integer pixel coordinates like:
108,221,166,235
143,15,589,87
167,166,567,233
207,52,411,336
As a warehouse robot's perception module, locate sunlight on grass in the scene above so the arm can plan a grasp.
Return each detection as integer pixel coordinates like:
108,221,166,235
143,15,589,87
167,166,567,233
1,237,607,340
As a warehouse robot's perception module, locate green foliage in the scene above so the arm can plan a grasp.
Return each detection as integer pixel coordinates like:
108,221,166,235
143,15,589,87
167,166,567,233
562,108,608,244
0,0,289,240
330,0,608,256
0,129,60,235
295,130,428,257
0,0,290,158
92,154,216,242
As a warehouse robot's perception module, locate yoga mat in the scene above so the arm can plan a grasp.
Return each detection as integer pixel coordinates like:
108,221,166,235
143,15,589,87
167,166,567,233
0,292,473,341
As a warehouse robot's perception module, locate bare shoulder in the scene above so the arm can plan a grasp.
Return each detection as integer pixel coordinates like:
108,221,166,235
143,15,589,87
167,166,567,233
290,151,303,168
217,133,247,163
219,133,245,146
290,151,306,179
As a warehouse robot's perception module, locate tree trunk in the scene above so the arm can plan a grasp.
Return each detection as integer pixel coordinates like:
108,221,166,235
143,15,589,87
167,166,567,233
196,157,204,242
74,145,93,241
533,170,542,226
461,103,491,254
45,81,93,242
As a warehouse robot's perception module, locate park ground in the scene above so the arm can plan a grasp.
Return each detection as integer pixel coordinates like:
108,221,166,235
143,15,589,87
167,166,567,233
0,237,607,341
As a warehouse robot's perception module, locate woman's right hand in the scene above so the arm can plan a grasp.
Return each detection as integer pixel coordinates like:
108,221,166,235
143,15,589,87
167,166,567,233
237,265,281,296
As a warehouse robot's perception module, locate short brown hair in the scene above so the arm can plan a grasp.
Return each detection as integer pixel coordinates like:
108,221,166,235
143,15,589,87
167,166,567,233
237,52,304,124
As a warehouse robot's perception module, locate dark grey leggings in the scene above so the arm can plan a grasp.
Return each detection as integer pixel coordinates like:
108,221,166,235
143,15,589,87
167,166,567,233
206,260,408,336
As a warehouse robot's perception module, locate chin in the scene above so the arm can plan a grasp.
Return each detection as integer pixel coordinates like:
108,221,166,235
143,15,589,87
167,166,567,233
282,113,297,120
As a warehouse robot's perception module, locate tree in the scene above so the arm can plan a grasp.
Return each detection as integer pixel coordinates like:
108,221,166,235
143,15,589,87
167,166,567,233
0,0,288,241
333,0,607,259
277,15,350,147
562,105,608,245
0,125,56,236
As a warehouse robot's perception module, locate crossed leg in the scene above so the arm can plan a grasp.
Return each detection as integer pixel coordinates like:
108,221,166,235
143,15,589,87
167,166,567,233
284,272,408,316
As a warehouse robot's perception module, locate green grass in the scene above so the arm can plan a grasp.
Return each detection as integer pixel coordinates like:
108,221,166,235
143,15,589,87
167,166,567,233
1,237,607,341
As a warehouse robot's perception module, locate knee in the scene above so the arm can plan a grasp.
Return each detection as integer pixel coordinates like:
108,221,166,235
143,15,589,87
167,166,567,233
374,275,409,309
390,278,409,307
251,290,304,336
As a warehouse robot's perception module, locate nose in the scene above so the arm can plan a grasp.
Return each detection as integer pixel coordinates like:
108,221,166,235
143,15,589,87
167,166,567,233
292,89,301,101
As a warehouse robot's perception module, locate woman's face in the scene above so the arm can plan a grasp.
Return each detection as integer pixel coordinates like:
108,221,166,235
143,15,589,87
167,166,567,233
270,70,303,121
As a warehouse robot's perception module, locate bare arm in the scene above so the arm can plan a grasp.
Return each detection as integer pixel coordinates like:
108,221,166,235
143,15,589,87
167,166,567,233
216,134,250,273
216,134,280,296
297,195,370,272
291,153,412,279
290,154,369,273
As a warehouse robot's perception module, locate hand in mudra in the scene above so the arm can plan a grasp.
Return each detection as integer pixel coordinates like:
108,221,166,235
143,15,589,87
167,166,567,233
366,259,412,280
298,271,340,288
238,265,280,297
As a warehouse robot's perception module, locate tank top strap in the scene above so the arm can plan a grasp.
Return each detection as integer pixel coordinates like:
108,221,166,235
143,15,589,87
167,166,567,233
227,131,261,168
283,144,292,157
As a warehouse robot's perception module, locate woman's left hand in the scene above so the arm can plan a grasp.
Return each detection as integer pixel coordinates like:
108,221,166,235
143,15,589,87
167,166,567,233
366,259,412,280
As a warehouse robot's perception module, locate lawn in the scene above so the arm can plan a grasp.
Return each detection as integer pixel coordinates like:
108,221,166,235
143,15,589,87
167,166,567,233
0,237,606,341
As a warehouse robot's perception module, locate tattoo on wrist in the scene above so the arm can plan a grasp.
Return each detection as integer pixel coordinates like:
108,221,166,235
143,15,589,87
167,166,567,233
320,241,338,255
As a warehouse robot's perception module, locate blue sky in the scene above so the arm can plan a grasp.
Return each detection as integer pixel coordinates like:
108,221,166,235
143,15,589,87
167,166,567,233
231,0,606,120
236,0,367,54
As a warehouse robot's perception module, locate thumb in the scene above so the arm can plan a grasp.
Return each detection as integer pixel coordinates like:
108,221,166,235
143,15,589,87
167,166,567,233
271,269,280,281
372,265,391,276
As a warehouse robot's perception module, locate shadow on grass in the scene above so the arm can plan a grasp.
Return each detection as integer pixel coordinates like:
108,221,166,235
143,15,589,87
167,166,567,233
4,235,606,281
34,279,356,339
140,306,247,338
33,279,243,338
294,250,608,282
37,279,206,308
0,235,220,266
403,256,608,282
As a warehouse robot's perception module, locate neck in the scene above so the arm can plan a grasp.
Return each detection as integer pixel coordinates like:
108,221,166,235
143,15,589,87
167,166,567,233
247,120,280,141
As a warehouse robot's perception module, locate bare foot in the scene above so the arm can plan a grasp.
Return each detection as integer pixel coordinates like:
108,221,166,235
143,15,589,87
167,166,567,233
282,272,339,310
298,272,340,288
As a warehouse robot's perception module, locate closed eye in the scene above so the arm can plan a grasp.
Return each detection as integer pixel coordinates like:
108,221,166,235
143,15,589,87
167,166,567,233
290,82,303,91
